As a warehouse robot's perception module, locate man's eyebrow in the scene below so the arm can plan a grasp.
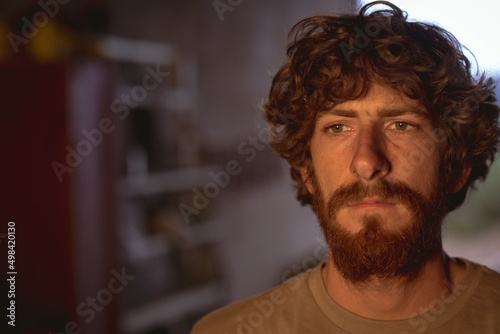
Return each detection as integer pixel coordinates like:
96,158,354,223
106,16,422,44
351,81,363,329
320,108,430,119
378,108,430,119
320,109,358,117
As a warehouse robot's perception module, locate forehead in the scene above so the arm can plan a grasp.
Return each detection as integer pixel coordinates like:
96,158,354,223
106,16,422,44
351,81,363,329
319,84,429,119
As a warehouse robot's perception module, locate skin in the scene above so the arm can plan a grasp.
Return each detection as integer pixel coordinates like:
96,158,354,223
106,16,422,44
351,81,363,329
301,83,471,320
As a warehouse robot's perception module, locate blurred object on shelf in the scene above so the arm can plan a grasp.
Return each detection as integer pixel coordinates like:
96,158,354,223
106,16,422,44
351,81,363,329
4,3,112,62
149,208,223,286
174,111,201,168
28,20,76,62
149,208,190,243
6,5,78,62
178,243,222,287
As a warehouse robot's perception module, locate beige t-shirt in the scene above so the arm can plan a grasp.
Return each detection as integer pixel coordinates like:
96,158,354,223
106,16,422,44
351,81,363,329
191,258,500,333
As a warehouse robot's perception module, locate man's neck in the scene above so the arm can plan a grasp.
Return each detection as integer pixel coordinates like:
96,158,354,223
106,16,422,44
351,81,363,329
322,250,467,320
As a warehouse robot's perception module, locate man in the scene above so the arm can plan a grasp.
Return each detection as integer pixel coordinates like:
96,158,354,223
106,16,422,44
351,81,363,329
192,1,500,333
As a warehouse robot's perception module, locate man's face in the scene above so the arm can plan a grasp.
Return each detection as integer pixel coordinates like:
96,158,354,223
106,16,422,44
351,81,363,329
305,83,449,283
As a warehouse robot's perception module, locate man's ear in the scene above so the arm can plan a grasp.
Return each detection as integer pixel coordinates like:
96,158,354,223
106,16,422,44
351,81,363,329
300,166,315,194
448,165,472,193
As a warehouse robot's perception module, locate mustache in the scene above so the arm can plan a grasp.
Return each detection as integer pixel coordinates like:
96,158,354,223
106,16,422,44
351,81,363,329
324,179,425,218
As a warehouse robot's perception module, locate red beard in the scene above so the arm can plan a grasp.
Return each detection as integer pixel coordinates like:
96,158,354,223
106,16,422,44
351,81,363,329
311,177,448,285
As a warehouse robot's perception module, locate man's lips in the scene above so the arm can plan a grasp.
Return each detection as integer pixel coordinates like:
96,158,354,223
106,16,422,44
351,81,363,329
346,197,397,209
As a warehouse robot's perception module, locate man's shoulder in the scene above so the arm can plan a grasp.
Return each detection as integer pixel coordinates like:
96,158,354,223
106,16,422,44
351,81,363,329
478,262,500,280
462,258,500,286
190,267,316,334
445,259,500,332
471,260,500,297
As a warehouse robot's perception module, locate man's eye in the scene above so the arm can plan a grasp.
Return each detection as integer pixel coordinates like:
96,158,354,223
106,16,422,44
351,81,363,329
390,122,414,131
328,124,347,133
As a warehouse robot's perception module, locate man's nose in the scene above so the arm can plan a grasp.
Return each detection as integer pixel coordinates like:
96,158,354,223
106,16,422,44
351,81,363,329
349,127,390,181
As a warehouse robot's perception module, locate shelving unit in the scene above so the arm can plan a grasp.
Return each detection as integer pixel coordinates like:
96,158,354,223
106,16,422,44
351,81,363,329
102,36,228,334
117,165,221,199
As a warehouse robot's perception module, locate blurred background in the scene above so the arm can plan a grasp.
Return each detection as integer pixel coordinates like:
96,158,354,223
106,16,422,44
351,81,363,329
0,0,499,333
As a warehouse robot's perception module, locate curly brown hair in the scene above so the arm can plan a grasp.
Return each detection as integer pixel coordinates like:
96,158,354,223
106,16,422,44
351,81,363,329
264,1,500,212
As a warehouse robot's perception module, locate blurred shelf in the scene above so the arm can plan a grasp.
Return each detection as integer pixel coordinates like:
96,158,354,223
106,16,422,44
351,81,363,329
117,165,221,198
119,282,226,334
124,234,172,264
96,35,174,65
122,221,226,264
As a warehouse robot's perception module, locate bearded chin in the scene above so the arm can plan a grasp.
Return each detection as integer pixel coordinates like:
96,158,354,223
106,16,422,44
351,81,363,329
312,179,448,285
